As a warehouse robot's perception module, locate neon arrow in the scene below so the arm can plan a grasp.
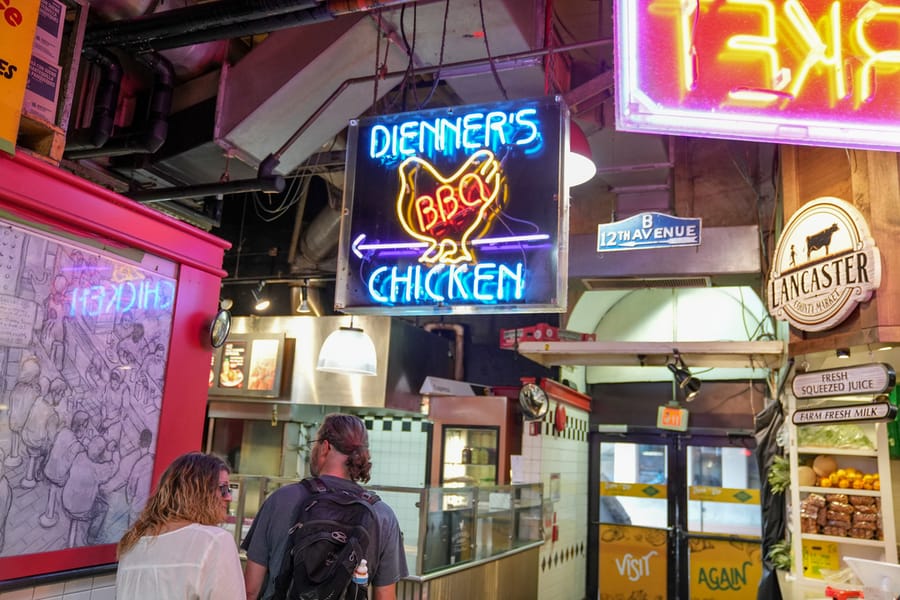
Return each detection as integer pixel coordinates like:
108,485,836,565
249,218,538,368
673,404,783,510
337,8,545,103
352,233,550,258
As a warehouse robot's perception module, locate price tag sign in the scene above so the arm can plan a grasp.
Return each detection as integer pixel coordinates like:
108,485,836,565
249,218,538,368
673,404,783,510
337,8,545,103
0,0,40,155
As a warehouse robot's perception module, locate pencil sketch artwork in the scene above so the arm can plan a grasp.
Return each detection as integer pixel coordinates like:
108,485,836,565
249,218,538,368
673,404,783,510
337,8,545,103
0,219,175,557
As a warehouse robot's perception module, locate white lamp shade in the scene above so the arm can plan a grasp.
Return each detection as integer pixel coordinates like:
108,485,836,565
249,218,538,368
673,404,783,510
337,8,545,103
316,326,378,376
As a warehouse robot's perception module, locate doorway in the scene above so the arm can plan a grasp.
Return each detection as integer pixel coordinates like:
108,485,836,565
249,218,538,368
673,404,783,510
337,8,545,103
588,430,763,599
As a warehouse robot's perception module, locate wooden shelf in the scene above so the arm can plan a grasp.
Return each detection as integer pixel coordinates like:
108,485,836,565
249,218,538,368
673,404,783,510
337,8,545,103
515,340,786,369
797,486,880,497
798,532,885,547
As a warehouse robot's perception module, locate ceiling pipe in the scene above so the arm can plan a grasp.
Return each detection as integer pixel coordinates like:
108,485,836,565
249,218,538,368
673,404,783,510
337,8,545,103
66,53,175,160
65,48,122,153
129,153,285,203
84,0,322,48
124,38,610,204
423,323,465,381
84,0,430,53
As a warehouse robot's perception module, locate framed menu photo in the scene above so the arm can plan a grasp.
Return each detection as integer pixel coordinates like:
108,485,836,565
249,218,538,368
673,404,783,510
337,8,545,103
211,333,285,398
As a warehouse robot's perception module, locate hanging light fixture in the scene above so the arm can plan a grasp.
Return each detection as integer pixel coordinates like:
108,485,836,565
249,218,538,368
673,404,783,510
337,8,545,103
566,119,596,187
251,281,270,312
296,281,311,313
667,350,701,402
316,317,377,376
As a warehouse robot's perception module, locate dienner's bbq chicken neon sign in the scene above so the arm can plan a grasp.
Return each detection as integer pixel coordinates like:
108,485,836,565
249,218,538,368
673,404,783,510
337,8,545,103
336,97,568,315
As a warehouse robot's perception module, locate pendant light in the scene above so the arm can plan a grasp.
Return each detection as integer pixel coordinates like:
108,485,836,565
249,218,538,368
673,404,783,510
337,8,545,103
316,317,377,376
296,281,311,313
567,119,596,187
251,281,270,312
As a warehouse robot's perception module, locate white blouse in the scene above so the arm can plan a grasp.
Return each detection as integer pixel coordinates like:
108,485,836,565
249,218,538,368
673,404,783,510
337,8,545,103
116,523,244,599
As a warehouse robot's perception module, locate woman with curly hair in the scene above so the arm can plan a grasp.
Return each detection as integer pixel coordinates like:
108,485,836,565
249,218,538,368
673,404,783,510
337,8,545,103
115,452,244,599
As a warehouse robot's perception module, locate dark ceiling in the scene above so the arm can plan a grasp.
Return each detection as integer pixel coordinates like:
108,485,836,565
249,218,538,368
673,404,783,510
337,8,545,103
62,0,619,318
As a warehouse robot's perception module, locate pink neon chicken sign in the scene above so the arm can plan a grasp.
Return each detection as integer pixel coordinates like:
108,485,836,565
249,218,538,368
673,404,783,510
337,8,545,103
615,0,900,150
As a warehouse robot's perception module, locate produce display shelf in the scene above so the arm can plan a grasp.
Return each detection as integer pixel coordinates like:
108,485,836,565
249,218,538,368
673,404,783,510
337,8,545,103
798,532,886,547
797,486,881,497
797,446,877,457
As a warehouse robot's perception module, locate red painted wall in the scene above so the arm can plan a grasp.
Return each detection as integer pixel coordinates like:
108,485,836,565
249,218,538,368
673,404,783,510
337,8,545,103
0,152,229,580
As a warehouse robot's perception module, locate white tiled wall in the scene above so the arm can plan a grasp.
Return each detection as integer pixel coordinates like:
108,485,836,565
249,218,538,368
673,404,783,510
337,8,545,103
520,406,590,600
0,572,115,600
361,414,430,575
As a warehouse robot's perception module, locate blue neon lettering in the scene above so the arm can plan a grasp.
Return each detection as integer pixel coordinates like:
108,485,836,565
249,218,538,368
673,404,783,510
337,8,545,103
498,263,524,300
462,112,484,150
68,279,175,317
449,265,469,300
485,111,508,147
425,265,444,301
399,121,418,156
392,265,414,303
514,108,539,146
368,266,389,302
473,262,496,301
367,262,525,306
368,107,543,159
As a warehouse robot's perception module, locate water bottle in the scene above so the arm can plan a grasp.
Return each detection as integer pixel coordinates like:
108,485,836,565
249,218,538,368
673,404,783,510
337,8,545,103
352,558,368,589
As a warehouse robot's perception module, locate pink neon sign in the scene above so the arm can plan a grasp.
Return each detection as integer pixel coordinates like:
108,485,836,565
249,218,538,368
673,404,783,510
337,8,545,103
615,0,900,150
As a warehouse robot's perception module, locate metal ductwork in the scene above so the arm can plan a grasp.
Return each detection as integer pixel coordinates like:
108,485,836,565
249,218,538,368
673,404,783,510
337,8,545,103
568,225,764,290
65,48,122,153
66,52,175,160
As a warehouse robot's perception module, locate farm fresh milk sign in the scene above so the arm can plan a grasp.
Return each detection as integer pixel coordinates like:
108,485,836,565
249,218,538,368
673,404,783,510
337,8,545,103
767,197,880,332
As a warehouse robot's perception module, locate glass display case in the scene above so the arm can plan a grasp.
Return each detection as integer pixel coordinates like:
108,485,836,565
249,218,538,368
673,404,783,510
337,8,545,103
441,425,499,486
229,477,543,578
418,482,543,574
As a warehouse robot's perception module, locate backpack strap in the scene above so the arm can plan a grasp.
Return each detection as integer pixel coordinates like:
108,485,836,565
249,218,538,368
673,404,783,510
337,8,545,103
272,482,310,600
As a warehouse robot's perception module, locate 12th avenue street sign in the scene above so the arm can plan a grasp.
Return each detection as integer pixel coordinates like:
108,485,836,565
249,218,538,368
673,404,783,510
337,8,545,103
792,401,897,426
792,363,895,400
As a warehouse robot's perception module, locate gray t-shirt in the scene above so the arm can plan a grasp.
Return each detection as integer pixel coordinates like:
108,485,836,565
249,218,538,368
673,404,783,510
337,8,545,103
241,475,408,599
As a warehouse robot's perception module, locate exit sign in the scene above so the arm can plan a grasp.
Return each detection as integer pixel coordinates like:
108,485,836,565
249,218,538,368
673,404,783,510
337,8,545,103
658,405,689,432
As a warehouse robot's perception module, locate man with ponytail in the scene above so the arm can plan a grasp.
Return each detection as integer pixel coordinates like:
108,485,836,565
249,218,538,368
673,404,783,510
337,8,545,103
243,413,407,600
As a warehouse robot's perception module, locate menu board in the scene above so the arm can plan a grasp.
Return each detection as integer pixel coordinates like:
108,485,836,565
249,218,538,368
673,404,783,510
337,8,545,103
209,333,284,398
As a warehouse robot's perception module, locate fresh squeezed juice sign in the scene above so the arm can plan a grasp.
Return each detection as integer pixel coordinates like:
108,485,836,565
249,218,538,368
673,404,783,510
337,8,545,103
337,96,567,315
598,524,666,600
0,0,40,155
615,1,900,152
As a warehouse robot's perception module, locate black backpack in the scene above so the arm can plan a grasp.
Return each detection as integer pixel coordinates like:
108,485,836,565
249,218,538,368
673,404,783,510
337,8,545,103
273,477,381,600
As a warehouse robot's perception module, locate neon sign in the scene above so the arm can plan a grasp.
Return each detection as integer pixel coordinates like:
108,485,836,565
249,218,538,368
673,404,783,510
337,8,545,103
615,0,900,151
68,279,175,317
337,97,568,315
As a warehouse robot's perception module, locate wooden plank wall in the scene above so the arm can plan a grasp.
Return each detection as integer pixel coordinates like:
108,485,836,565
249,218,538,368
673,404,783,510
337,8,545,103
780,145,900,354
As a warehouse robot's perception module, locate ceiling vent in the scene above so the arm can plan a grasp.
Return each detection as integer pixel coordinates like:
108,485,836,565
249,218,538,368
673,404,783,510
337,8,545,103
582,277,712,290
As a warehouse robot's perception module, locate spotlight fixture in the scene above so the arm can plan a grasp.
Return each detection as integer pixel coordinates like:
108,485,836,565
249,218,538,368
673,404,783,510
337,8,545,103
251,281,270,312
566,119,596,187
667,350,701,402
316,317,377,376
836,348,851,359
296,281,311,314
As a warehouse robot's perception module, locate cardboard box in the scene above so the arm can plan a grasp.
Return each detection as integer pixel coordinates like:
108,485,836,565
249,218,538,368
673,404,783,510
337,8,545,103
32,0,66,64
499,323,596,349
23,55,61,123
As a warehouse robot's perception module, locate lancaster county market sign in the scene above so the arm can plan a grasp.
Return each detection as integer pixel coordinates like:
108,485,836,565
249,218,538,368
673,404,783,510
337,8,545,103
767,196,881,332
336,97,568,315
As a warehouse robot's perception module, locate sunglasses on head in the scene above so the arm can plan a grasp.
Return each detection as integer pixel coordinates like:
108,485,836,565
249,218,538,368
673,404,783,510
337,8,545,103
218,483,233,498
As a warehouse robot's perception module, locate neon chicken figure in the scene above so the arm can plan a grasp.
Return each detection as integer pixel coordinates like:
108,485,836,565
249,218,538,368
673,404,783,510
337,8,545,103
396,149,506,265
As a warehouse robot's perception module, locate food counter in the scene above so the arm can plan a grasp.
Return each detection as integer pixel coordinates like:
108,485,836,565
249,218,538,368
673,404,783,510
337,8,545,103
226,477,543,599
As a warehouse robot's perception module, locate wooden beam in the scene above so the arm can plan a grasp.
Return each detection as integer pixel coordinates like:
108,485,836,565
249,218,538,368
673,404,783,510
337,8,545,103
516,340,786,370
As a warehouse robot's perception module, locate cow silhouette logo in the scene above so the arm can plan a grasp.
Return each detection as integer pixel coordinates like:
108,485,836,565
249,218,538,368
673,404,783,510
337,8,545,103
767,196,881,332
396,149,507,265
